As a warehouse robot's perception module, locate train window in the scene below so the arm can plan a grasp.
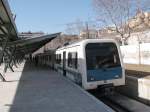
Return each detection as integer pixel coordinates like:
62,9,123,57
49,56,51,61
68,52,78,69
86,43,121,70
48,56,51,62
56,54,61,64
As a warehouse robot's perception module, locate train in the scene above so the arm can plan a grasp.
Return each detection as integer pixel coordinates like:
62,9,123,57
35,39,125,91
34,51,55,68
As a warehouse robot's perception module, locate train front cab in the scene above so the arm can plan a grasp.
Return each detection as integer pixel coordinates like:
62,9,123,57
83,40,125,90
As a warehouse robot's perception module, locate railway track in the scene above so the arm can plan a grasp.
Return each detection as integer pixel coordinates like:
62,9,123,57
100,96,130,112
125,70,150,78
91,92,130,112
89,91,150,112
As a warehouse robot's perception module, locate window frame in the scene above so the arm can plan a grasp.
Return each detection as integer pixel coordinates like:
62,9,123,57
67,52,78,69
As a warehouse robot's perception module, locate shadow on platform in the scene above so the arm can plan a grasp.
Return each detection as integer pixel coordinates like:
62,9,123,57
8,61,54,112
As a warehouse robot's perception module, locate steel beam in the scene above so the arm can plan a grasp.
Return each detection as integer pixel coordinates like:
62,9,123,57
0,16,4,24
0,26,7,34
0,36,8,65
7,46,16,72
0,73,6,81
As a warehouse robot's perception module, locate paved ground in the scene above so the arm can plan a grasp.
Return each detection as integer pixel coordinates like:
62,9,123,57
0,62,114,112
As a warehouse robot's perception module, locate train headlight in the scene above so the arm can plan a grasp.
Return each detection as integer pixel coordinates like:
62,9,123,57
90,77,95,81
115,75,119,78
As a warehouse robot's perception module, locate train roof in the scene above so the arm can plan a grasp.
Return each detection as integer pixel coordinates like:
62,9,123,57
56,39,118,51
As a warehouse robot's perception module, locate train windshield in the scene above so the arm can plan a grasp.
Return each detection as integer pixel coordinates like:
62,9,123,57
86,43,121,70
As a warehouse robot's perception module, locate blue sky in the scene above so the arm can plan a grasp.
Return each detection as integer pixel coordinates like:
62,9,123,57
8,0,94,33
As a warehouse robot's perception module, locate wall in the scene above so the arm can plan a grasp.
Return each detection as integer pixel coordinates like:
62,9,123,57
127,30,150,45
120,43,150,65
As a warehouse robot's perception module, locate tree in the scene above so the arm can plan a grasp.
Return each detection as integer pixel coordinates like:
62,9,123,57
92,0,150,45
93,0,131,45
65,19,85,35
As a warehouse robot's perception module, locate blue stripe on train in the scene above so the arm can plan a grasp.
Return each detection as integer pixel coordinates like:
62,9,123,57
87,66,122,82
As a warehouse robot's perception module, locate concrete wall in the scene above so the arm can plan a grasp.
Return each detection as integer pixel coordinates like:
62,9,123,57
120,43,150,65
127,30,150,45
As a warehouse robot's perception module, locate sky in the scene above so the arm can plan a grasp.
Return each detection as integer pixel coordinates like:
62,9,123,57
8,0,94,34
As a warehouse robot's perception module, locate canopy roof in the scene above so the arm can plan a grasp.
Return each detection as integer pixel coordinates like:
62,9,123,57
13,33,60,54
0,0,61,80
0,0,18,41
0,0,60,55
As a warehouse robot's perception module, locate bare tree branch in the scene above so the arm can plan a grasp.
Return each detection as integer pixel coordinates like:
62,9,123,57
93,0,150,45
93,0,134,45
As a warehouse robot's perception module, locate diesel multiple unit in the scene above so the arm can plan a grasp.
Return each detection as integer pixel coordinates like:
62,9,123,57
35,39,125,90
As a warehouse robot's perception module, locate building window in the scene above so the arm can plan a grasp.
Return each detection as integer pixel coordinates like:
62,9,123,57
68,52,78,69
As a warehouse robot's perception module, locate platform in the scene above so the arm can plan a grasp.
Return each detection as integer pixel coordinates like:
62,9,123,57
0,62,114,112
117,65,150,105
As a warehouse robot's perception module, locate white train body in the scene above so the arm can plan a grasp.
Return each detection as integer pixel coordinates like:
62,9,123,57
55,39,125,90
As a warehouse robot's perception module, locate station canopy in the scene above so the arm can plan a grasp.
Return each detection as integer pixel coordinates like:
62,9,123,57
0,0,60,56
0,0,60,80
0,0,18,41
10,33,61,55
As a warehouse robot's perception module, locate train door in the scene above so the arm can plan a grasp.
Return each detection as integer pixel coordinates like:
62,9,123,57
63,51,66,76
